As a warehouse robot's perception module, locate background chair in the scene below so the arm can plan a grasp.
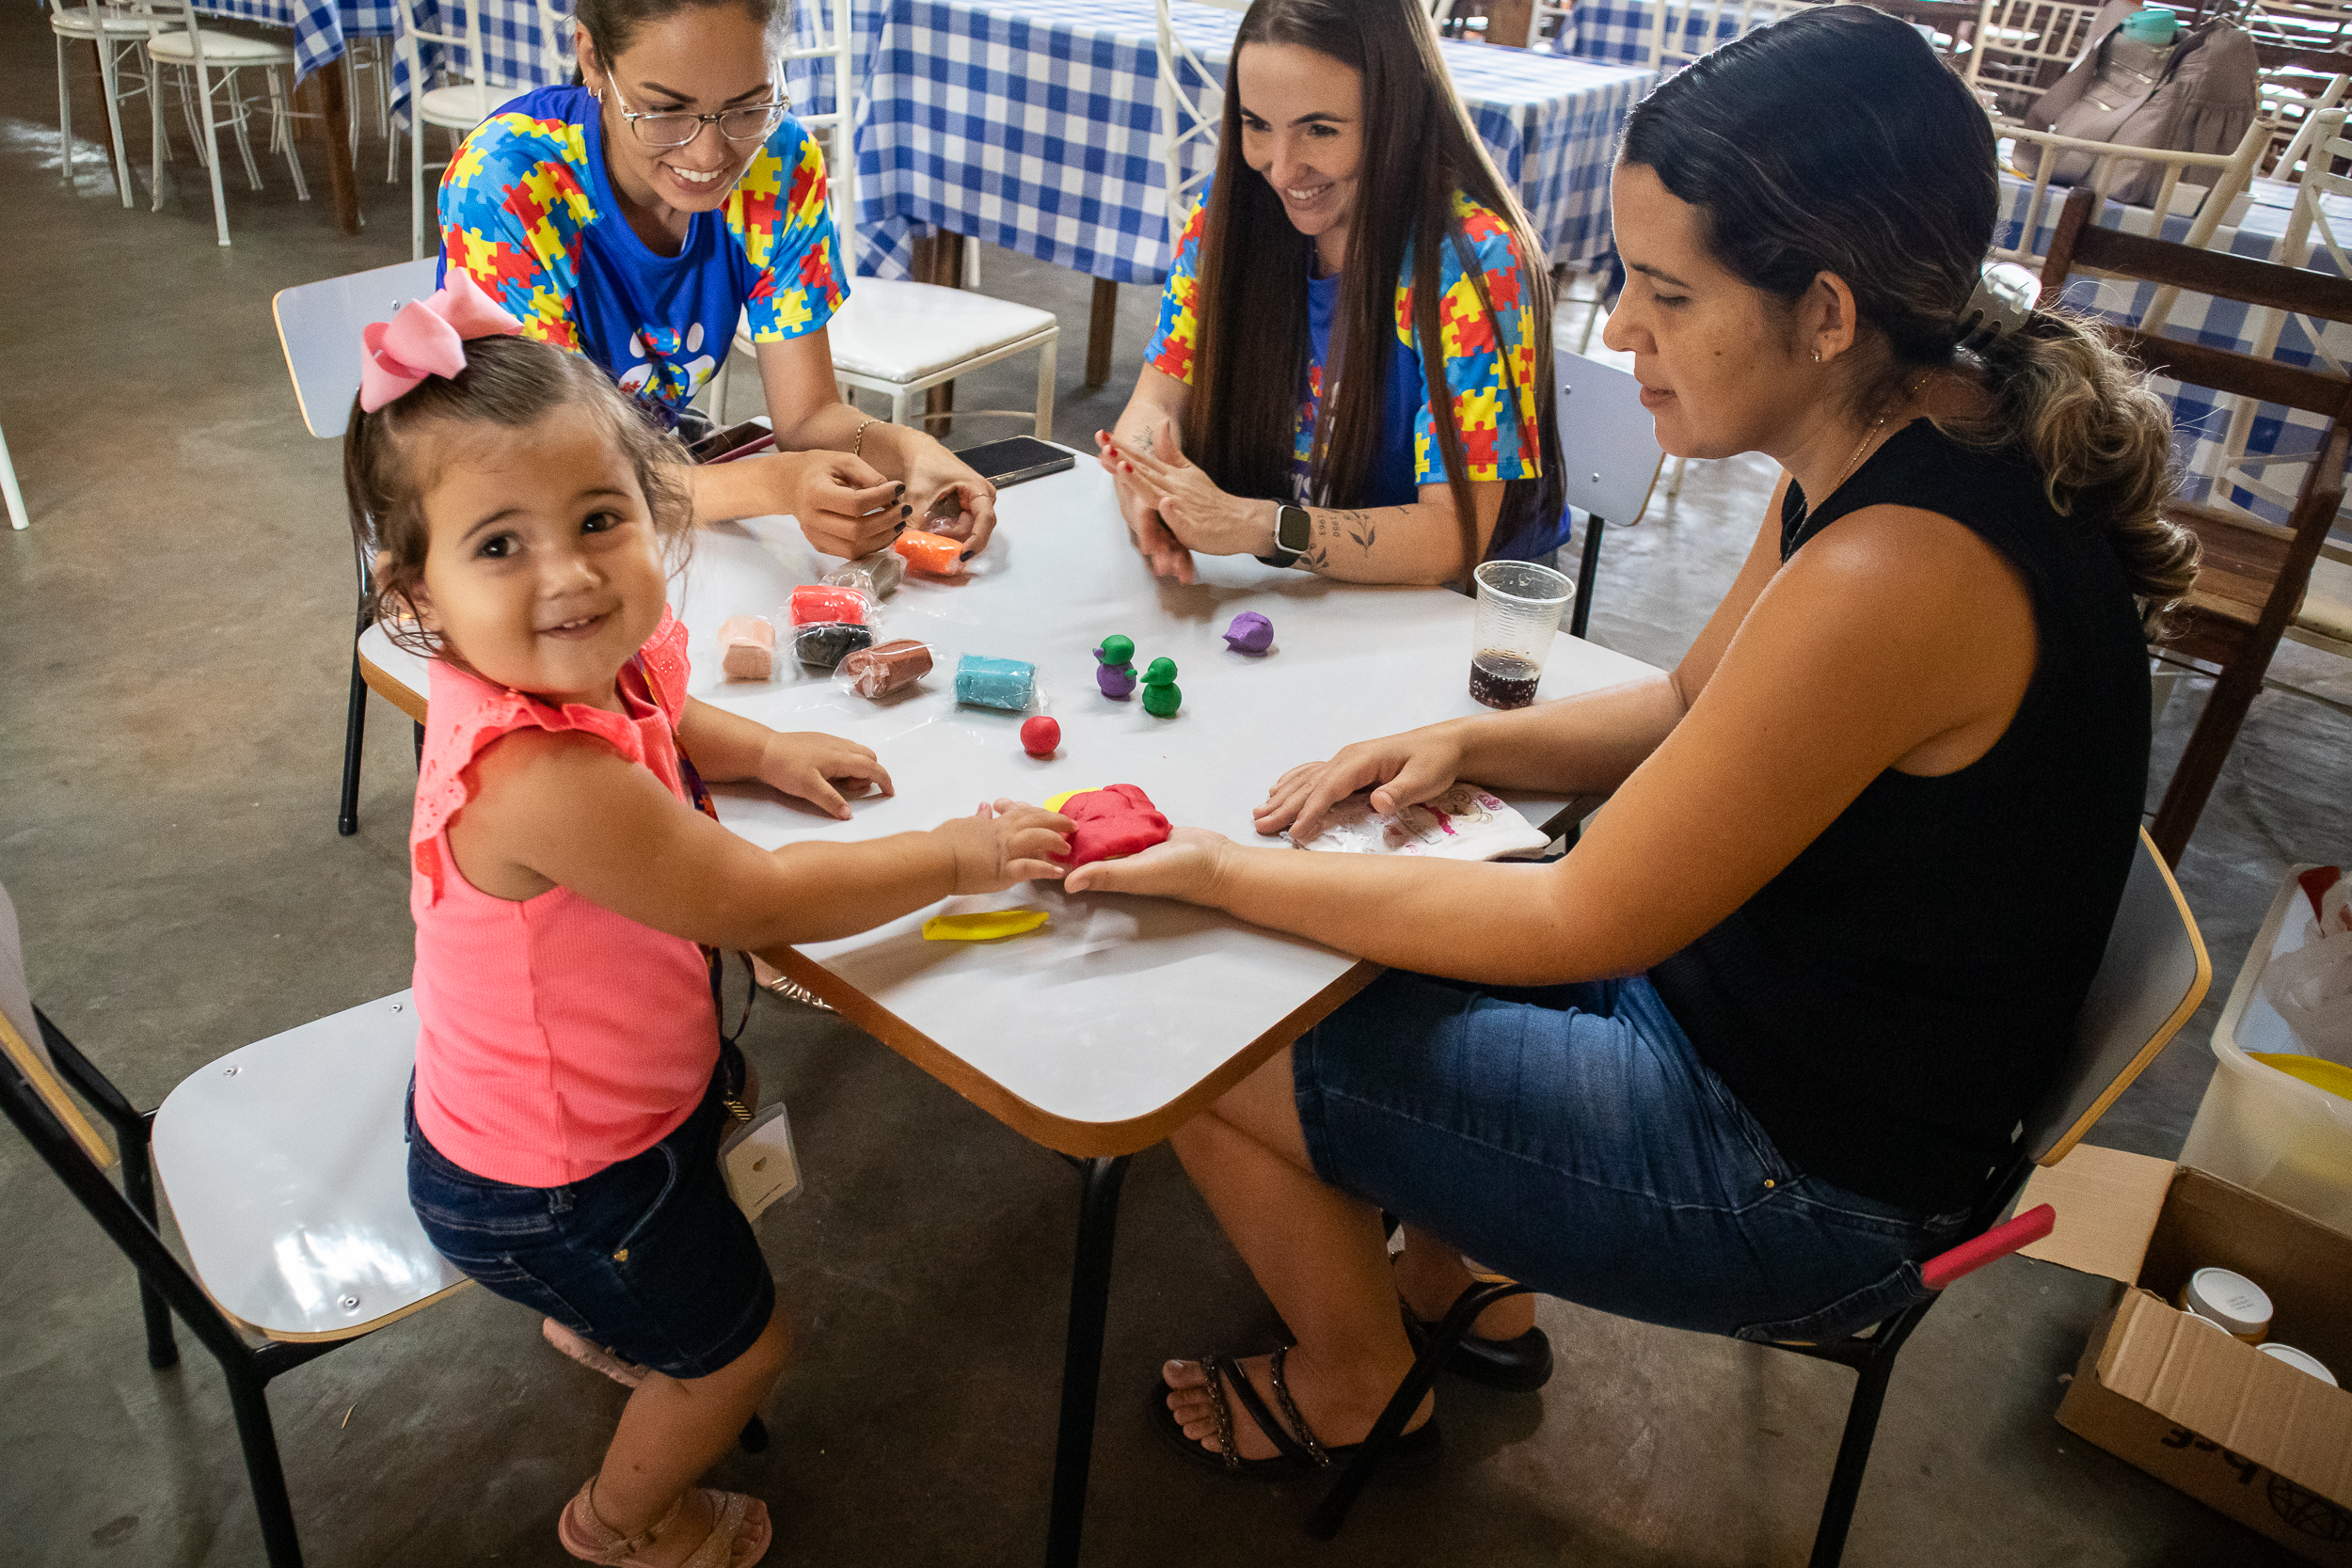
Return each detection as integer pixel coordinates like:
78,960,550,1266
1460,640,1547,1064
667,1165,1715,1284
719,0,1058,441
402,0,503,259
48,0,148,208
1314,827,2211,1568
1988,117,2270,270
271,257,441,835
2040,182,2352,863
1966,0,2109,120
1552,348,1664,640
135,0,310,246
2,420,29,532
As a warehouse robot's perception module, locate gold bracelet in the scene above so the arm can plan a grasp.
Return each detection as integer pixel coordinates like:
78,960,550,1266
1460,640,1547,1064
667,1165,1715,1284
851,417,876,463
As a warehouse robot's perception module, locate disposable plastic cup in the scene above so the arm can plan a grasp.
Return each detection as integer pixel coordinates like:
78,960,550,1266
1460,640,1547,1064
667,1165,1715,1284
1470,560,1574,709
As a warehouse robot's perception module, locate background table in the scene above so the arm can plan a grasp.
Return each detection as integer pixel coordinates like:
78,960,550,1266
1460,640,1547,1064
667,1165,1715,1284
358,456,1660,1566
806,0,1657,283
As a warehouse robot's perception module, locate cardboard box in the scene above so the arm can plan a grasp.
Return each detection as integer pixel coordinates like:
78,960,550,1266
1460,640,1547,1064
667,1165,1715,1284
2019,1145,2352,1563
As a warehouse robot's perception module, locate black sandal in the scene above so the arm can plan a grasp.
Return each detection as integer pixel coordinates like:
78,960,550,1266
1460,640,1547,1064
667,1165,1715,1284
1400,1275,1554,1394
1148,1346,1442,1479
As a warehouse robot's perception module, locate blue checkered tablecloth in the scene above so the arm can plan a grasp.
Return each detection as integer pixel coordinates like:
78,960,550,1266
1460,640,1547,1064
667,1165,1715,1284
389,0,566,126
1555,0,1737,64
2001,172,2352,522
820,0,1654,283
164,0,397,82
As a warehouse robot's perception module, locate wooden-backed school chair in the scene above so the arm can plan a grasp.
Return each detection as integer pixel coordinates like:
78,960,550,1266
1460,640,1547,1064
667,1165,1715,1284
1311,828,2212,1568
1553,347,1665,640
2039,183,2352,864
271,257,439,836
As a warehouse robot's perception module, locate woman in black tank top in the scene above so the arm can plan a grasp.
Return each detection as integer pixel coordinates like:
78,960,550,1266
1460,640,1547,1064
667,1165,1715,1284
1057,4,2199,1475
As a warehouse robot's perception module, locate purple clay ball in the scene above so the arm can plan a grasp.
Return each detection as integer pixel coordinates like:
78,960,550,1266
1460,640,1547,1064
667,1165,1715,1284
1222,611,1274,656
1096,661,1137,700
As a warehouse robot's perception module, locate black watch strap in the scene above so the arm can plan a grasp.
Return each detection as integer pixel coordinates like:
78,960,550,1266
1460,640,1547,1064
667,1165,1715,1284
1257,503,1311,569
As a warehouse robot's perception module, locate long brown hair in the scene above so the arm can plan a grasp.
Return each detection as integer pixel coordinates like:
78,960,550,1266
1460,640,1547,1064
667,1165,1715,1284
1620,5,2195,615
1181,0,1564,569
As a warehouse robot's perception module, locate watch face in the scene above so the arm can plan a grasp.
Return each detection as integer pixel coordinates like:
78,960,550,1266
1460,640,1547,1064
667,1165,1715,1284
1279,506,1311,554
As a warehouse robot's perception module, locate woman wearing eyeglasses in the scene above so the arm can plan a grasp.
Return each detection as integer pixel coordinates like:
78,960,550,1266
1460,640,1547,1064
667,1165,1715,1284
437,0,999,562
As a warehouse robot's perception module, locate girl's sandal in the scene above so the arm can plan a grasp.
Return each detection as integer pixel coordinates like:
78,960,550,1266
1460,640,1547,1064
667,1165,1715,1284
1148,1345,1442,1480
544,1317,650,1389
558,1478,772,1568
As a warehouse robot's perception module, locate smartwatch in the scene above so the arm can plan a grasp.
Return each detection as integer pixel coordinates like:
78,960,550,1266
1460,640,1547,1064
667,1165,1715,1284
1257,503,1312,569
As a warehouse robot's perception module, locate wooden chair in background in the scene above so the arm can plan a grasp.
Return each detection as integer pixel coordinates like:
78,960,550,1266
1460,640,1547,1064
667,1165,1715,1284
2040,182,2352,863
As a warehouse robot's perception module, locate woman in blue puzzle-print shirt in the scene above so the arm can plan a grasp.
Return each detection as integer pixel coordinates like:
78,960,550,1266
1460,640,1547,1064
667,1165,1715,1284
438,0,1001,560
1097,0,1566,585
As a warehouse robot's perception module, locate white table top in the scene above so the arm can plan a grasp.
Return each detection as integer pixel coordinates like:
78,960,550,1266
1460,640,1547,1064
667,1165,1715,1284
361,458,1660,1152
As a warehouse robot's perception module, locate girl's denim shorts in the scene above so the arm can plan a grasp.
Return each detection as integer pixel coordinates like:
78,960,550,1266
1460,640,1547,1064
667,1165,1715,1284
405,1045,774,1379
1295,972,1973,1343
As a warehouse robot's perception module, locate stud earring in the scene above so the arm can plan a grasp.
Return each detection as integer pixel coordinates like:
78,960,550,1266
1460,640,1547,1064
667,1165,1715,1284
1811,348,1821,363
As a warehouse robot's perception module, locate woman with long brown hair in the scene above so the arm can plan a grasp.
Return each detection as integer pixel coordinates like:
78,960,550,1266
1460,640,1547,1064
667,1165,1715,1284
1097,0,1565,585
1073,5,2191,1475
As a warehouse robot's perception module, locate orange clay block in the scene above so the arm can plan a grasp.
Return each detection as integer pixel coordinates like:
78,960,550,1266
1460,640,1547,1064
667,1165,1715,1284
893,529,964,575
718,615,774,680
787,584,869,626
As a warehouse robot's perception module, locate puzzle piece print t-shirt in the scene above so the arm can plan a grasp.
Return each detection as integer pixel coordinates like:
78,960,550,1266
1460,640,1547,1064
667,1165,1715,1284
437,84,849,428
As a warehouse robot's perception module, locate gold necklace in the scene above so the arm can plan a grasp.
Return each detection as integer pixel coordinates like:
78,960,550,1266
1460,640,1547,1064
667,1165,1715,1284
1789,371,1933,547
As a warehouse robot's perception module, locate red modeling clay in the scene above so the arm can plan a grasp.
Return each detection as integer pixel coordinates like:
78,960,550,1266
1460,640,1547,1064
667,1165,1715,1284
894,529,964,575
788,584,869,626
1057,784,1171,868
1021,716,1060,757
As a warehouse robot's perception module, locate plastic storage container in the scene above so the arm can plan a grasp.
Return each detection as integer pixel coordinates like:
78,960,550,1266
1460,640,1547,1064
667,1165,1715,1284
2179,864,2352,1238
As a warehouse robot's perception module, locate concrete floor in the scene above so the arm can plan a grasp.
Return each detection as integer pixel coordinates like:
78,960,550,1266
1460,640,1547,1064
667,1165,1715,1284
4,13,2345,1565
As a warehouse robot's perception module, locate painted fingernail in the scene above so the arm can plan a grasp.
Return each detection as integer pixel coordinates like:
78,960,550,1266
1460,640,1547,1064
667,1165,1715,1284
895,483,906,497
900,503,913,517
895,521,908,533
960,549,976,562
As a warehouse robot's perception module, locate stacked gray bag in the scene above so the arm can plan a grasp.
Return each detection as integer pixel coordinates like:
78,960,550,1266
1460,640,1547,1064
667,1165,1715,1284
2017,0,2260,209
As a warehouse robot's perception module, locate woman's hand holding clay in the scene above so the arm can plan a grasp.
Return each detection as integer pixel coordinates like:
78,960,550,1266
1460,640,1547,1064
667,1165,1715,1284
1061,825,1232,903
1254,724,1469,843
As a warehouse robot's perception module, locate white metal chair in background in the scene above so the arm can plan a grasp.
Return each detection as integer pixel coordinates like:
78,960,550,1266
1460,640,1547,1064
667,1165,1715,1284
272,258,441,835
136,0,310,246
721,0,1058,438
1155,0,1220,237
1966,0,2106,120
403,0,504,259
1988,116,2270,274
48,0,149,208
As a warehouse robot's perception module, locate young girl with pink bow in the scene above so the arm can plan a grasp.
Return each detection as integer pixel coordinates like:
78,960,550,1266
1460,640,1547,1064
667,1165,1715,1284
350,276,1072,1567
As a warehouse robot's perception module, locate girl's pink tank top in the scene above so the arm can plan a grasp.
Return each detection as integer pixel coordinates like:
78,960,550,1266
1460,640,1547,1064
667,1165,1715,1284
407,610,719,1187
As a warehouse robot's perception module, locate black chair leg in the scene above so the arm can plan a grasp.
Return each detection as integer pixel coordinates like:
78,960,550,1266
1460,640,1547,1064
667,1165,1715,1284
1044,1154,1132,1568
116,1129,179,1370
338,648,367,837
1805,1323,1916,1568
1308,1276,1533,1540
223,1358,307,1568
412,721,425,763
1569,513,1606,641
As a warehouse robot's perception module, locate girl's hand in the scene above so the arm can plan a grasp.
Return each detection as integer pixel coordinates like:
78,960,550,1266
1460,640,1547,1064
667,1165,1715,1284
757,732,896,820
932,799,1073,891
1102,427,1271,571
765,451,910,557
1253,726,1468,843
1061,826,1232,903
903,447,1000,561
1094,426,1197,583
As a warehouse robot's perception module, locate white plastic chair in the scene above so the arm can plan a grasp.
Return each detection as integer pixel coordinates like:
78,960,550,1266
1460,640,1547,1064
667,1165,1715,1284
48,0,148,208
1554,349,1665,639
722,0,1058,436
135,0,310,246
272,258,443,835
403,0,505,260
1965,0,2107,120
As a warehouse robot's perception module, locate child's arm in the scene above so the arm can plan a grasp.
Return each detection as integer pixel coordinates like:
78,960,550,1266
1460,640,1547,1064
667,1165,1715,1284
676,697,892,821
448,730,1070,949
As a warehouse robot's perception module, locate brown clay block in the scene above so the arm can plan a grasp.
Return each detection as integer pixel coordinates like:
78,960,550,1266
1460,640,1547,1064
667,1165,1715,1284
719,615,775,681
839,638,933,698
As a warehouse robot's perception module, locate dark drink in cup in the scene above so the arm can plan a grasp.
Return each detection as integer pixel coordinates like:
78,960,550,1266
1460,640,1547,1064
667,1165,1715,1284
1470,650,1541,709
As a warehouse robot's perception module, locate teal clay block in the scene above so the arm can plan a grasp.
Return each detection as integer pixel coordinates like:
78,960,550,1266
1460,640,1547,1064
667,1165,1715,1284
956,654,1036,711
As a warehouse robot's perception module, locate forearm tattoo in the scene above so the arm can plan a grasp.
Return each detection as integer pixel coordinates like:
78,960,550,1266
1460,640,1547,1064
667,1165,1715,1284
1299,506,1393,574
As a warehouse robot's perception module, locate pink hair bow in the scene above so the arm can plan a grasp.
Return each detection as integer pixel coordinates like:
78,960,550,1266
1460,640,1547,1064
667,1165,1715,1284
358,271,524,412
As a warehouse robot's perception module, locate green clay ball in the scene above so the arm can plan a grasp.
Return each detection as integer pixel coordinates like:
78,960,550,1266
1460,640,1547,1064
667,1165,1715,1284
1143,657,1178,686
1100,634,1135,665
1141,680,1182,718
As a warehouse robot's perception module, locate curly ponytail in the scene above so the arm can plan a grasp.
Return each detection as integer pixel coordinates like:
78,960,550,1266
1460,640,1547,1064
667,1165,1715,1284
1621,4,2198,625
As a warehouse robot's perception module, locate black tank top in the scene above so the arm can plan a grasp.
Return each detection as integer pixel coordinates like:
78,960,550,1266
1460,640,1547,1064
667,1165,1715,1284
1647,420,2150,1214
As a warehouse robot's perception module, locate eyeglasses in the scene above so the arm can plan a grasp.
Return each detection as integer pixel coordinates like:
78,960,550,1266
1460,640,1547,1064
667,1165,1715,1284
606,74,789,150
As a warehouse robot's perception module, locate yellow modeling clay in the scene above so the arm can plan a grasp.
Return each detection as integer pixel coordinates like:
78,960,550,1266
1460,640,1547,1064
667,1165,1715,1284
922,909,1051,942
1042,787,1102,815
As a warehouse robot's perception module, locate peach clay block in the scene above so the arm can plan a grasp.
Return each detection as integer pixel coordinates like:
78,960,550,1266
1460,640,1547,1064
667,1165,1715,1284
1057,784,1171,868
838,638,933,698
718,615,775,681
894,528,964,575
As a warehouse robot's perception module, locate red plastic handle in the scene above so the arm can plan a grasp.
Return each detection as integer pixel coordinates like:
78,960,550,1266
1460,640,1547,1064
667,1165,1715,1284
1920,1202,2055,1291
